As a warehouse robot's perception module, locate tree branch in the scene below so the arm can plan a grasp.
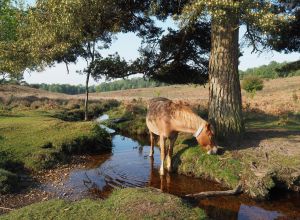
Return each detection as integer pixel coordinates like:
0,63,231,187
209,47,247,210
185,184,243,199
246,24,263,53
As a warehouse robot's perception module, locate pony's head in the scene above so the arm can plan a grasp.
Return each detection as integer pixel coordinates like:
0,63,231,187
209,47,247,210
195,123,218,155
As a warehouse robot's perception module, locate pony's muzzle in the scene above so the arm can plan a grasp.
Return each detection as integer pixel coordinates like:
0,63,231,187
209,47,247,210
207,146,218,155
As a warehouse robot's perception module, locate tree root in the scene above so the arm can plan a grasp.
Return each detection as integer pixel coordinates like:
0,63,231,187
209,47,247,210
0,206,14,211
185,184,243,199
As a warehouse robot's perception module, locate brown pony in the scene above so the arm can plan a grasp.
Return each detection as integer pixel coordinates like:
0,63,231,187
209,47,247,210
146,97,217,176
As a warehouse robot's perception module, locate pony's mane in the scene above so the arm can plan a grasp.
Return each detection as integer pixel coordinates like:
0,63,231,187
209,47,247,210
171,102,206,130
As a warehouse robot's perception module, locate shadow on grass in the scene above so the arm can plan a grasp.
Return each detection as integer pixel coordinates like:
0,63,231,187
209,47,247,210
240,129,300,149
241,110,300,149
0,151,35,194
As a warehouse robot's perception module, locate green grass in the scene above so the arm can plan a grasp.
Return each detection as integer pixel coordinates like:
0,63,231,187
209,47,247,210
172,135,242,189
105,102,148,135
0,188,206,220
0,110,111,193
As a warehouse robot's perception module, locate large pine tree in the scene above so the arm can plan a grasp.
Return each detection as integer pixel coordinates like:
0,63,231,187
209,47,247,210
180,0,293,146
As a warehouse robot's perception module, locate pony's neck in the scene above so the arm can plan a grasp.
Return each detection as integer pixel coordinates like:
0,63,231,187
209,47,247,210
172,109,206,135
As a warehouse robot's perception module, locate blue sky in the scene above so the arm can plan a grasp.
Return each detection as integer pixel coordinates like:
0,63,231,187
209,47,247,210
23,1,299,85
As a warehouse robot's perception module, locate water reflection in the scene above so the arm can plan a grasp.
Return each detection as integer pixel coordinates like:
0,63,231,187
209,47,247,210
41,119,300,220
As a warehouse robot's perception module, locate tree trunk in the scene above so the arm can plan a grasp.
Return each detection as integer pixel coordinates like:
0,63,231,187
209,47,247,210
208,15,244,147
84,70,90,121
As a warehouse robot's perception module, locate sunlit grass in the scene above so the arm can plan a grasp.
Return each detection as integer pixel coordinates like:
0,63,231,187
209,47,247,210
0,188,206,220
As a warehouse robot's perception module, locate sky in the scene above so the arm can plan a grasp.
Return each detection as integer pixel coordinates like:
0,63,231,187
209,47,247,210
23,1,299,86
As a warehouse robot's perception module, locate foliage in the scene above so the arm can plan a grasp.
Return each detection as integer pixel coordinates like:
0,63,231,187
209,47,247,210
268,4,300,53
0,0,33,81
241,76,264,93
180,0,293,51
0,188,206,220
17,0,164,120
54,100,120,121
95,78,167,92
28,78,167,94
240,61,300,79
132,21,211,84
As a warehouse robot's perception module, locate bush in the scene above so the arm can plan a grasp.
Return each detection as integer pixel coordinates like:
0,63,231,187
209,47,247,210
242,76,264,93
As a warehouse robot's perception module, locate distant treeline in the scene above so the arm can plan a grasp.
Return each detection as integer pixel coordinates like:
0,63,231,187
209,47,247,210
29,78,167,95
240,60,300,79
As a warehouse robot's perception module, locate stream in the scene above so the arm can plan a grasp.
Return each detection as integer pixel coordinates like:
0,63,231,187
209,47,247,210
41,115,300,220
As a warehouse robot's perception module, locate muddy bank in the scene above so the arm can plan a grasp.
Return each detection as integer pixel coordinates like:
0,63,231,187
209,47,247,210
0,156,95,215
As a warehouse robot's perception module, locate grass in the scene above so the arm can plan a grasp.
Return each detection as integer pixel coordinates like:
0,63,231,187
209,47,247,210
104,101,148,136
0,188,206,220
172,134,242,189
0,109,111,193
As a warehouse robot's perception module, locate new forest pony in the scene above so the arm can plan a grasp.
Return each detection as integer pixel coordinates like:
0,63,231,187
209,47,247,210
146,97,217,176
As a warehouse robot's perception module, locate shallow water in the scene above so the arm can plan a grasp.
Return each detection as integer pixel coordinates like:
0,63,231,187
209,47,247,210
42,115,300,220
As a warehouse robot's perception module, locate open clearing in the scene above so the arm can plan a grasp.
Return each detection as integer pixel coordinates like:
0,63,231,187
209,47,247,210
1,76,300,198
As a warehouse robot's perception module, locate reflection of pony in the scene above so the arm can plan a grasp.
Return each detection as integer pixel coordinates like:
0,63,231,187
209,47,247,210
146,97,217,176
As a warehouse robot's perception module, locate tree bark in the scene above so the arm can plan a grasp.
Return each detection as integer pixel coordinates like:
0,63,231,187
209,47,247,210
208,14,244,147
84,70,90,121
84,41,95,121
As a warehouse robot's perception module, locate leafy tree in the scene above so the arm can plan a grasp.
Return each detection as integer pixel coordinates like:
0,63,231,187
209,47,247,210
133,21,211,84
19,0,156,120
177,0,293,145
0,0,32,83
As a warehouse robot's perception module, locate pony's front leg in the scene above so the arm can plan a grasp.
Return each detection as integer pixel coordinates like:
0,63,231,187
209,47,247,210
159,135,166,176
149,131,154,157
167,134,177,172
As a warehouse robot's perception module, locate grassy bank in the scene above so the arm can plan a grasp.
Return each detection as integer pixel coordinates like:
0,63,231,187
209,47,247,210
0,188,206,220
172,134,242,189
104,101,300,199
104,100,148,136
0,110,111,194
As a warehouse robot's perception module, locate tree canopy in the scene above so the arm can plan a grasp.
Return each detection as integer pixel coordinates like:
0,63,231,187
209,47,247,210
0,0,33,82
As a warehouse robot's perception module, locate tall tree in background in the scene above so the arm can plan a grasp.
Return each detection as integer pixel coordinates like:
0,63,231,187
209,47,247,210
180,0,293,145
19,0,154,120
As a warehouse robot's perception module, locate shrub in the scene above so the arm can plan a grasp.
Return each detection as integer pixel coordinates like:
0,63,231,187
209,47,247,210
242,76,264,93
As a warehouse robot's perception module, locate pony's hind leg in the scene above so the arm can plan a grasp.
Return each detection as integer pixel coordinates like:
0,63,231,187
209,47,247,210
166,133,178,172
159,135,167,176
149,131,155,157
